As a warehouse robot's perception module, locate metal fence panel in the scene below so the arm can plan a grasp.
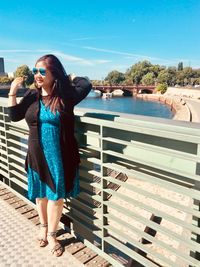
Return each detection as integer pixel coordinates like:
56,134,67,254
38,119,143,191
0,101,200,266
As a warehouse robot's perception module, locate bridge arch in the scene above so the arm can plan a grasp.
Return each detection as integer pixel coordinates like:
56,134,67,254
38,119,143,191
122,89,133,96
139,88,153,94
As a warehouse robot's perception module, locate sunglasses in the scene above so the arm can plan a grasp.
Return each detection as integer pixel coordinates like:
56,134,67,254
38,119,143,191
32,67,46,76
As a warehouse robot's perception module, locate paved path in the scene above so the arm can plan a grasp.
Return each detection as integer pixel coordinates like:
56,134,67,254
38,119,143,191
184,98,200,122
0,197,84,267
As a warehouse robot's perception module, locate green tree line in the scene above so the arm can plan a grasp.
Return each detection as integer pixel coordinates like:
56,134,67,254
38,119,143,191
0,65,34,87
1,62,200,89
93,61,200,87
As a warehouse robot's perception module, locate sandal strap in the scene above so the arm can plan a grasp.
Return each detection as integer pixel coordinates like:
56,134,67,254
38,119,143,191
47,231,57,237
51,243,63,254
40,223,48,227
38,237,48,242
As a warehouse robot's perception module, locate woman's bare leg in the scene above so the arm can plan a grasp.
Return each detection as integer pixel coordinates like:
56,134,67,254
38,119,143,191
47,198,64,255
47,198,63,232
36,197,48,223
36,197,48,245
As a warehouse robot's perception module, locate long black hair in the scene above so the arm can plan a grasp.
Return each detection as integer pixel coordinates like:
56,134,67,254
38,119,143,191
35,54,72,113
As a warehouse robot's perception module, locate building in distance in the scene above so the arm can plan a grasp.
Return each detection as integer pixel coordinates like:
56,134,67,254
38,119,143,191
0,58,7,77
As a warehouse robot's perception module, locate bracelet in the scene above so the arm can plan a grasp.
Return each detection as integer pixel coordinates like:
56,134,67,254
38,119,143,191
8,93,17,97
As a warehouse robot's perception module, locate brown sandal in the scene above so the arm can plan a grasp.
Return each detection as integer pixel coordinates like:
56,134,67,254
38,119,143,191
37,223,48,247
47,231,64,257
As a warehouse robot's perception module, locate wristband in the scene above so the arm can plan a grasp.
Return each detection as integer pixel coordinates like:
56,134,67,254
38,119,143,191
8,93,17,97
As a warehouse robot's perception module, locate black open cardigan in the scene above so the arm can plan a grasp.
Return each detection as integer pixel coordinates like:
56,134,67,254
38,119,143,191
7,77,92,193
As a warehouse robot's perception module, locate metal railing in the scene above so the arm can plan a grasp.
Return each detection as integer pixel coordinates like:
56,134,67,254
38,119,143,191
0,97,200,267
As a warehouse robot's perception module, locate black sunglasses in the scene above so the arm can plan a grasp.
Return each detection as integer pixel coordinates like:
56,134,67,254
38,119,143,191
32,67,46,76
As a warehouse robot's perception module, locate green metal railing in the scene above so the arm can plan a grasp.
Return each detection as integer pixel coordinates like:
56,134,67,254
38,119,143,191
0,97,200,267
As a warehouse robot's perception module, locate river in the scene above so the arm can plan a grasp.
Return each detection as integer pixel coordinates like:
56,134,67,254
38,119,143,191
77,91,174,119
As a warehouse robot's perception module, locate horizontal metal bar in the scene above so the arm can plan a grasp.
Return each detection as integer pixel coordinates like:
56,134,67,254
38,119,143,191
9,169,27,182
1,156,8,164
79,191,101,203
5,128,28,138
71,198,101,215
7,138,28,149
105,224,179,267
104,175,200,218
9,177,27,190
68,205,101,228
8,154,25,164
106,212,200,262
0,148,7,156
76,131,101,139
81,181,101,191
103,162,200,200
67,211,102,236
8,162,26,174
103,136,198,162
104,188,200,235
104,236,159,267
0,169,9,178
7,146,27,157
78,116,200,143
105,198,199,251
103,150,198,182
80,144,101,152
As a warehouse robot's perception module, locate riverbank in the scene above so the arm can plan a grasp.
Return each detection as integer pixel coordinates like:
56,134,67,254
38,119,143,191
136,94,195,122
165,87,200,123
1,87,199,122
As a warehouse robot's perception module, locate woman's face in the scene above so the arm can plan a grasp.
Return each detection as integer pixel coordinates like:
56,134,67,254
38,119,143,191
34,61,54,90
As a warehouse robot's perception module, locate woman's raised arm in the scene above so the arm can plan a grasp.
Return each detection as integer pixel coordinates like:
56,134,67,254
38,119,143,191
70,76,92,106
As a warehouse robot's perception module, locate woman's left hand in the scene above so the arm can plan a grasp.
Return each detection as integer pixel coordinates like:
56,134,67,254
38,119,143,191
69,73,76,82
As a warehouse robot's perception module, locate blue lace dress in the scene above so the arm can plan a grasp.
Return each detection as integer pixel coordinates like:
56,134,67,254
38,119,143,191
27,100,80,201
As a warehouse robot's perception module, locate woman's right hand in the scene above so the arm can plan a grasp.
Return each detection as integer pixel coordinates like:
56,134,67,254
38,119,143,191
9,77,24,94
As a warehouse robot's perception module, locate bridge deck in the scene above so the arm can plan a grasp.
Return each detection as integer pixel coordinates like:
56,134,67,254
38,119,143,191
0,182,111,267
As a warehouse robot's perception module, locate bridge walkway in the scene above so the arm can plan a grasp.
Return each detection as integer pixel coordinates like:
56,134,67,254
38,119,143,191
0,182,110,267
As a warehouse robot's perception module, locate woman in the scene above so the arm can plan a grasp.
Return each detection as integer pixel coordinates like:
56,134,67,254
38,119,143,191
7,54,92,257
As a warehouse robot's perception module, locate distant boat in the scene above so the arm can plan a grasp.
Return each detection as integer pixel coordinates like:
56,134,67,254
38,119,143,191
87,90,101,98
102,92,112,99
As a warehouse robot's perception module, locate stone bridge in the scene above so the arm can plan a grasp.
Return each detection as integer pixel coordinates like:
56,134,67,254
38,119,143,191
92,85,156,95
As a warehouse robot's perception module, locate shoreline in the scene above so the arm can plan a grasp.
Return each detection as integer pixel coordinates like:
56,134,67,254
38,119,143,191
136,94,196,122
1,87,199,122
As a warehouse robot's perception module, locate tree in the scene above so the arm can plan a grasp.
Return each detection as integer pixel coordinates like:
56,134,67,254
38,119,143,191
195,77,200,85
14,65,34,86
157,70,168,84
157,67,177,86
149,64,165,78
167,67,177,86
103,60,200,87
156,83,168,94
0,76,12,85
124,75,133,85
141,72,155,85
91,80,102,86
105,70,125,85
176,67,194,86
125,60,153,85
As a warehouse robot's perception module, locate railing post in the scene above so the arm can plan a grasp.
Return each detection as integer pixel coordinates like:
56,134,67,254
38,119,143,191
0,106,3,182
194,144,200,260
100,124,108,253
1,106,10,185
197,207,200,260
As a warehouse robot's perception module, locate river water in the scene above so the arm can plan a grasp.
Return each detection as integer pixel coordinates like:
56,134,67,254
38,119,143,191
77,91,174,119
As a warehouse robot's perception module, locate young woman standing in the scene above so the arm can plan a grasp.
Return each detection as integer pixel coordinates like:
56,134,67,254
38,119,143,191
8,54,92,257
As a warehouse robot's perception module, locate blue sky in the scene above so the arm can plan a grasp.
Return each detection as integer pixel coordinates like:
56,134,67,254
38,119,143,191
0,0,199,79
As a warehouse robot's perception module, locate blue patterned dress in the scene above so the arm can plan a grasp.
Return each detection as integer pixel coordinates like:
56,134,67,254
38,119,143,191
27,100,80,201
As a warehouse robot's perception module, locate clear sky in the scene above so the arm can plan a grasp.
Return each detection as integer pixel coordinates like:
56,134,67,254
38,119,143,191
0,0,199,79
